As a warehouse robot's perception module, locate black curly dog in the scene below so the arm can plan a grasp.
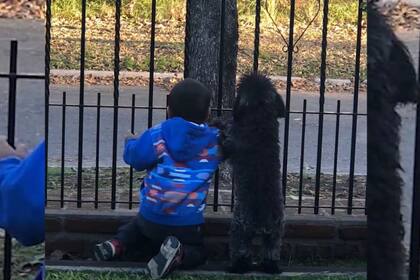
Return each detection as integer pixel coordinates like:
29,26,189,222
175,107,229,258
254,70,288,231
221,72,286,274
368,4,418,280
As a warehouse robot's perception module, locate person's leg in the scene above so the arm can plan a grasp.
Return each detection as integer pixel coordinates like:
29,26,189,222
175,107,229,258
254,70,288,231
138,216,207,278
170,224,207,269
179,244,207,269
95,217,150,261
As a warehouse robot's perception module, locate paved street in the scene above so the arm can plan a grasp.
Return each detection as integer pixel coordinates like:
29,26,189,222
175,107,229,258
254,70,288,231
47,85,367,176
0,19,45,147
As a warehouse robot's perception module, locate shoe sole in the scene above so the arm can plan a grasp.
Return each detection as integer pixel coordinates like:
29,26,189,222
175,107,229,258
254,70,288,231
147,236,181,279
94,243,109,261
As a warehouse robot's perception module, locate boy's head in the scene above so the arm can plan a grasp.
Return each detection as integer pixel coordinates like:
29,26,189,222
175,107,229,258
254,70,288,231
168,78,212,124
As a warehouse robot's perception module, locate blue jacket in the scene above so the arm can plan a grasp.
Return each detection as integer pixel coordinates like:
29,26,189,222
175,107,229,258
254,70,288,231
124,117,222,226
0,141,45,246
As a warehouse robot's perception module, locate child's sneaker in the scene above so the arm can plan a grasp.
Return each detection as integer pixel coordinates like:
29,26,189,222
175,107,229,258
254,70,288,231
94,239,123,261
146,236,183,279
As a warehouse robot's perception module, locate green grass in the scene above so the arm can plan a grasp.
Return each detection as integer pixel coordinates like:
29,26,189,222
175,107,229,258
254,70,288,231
46,271,365,280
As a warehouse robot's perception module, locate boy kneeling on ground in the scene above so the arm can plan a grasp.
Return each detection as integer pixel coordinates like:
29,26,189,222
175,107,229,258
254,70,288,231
94,79,223,279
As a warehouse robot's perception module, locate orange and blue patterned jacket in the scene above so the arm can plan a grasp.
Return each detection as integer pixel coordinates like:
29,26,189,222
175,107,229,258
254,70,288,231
124,117,222,226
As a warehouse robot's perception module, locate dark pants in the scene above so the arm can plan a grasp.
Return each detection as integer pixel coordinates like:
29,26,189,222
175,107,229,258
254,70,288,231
115,214,207,269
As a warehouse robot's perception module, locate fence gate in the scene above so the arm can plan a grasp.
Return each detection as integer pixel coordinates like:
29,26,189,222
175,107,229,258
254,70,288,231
0,41,45,280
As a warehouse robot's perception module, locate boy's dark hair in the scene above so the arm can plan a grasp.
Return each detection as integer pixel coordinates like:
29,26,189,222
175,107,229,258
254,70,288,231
168,78,212,123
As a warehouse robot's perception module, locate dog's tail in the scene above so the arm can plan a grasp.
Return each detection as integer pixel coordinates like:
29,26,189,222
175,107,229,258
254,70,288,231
237,72,286,118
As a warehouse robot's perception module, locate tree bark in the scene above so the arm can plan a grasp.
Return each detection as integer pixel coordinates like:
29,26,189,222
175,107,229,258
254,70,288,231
184,0,238,110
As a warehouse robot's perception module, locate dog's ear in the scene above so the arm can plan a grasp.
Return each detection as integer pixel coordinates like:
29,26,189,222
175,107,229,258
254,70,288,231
275,93,286,118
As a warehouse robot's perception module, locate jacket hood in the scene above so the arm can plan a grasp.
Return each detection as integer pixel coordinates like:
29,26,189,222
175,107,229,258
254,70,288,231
161,117,217,162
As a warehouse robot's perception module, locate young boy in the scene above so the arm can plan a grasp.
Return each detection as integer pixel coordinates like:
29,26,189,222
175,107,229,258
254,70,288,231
94,78,222,279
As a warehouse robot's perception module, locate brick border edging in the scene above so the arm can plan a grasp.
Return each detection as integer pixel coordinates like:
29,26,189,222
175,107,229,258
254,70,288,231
46,209,366,261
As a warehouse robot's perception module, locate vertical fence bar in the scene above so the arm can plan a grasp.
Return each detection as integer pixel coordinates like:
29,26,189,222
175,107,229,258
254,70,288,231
213,0,226,212
166,94,169,119
3,40,18,280
314,0,329,214
408,32,420,280
76,0,87,208
45,0,51,204
148,0,157,128
347,0,363,214
60,92,66,208
111,0,121,210
298,99,307,214
253,0,261,73
7,40,17,158
282,0,296,197
129,94,136,209
331,100,340,215
94,93,101,209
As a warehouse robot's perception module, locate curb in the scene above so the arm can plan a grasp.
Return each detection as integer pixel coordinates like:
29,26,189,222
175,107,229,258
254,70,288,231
46,209,367,262
51,69,361,86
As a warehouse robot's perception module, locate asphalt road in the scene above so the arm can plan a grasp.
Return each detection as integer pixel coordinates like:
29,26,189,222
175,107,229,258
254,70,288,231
0,19,45,147
47,85,368,176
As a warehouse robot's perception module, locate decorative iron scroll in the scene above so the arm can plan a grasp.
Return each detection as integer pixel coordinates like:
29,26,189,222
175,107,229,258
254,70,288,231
263,0,321,53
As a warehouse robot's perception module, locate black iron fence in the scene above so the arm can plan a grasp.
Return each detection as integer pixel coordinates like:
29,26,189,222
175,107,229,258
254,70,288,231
46,0,366,215
0,41,45,280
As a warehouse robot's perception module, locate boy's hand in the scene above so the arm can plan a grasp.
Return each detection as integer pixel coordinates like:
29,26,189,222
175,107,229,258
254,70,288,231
124,131,138,143
0,136,28,159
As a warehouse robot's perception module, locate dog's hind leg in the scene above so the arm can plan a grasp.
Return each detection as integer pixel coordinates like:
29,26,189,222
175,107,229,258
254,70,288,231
229,219,253,273
259,228,283,274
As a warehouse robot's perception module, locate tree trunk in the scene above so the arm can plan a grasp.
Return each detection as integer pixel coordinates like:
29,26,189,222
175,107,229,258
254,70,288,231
184,0,238,206
184,0,238,110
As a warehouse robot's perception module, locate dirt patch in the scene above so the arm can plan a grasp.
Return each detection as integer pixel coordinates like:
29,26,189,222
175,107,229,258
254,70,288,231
0,0,44,20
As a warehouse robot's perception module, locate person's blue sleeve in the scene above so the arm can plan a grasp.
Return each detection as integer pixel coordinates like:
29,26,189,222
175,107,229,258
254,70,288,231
34,265,44,280
0,141,45,246
123,131,158,171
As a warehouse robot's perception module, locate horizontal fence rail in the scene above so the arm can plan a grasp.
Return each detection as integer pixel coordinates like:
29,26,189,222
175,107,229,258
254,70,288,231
46,0,366,216
0,41,46,280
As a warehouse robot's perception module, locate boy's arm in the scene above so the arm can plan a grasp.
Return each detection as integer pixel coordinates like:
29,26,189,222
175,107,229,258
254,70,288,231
0,141,45,246
123,130,158,171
